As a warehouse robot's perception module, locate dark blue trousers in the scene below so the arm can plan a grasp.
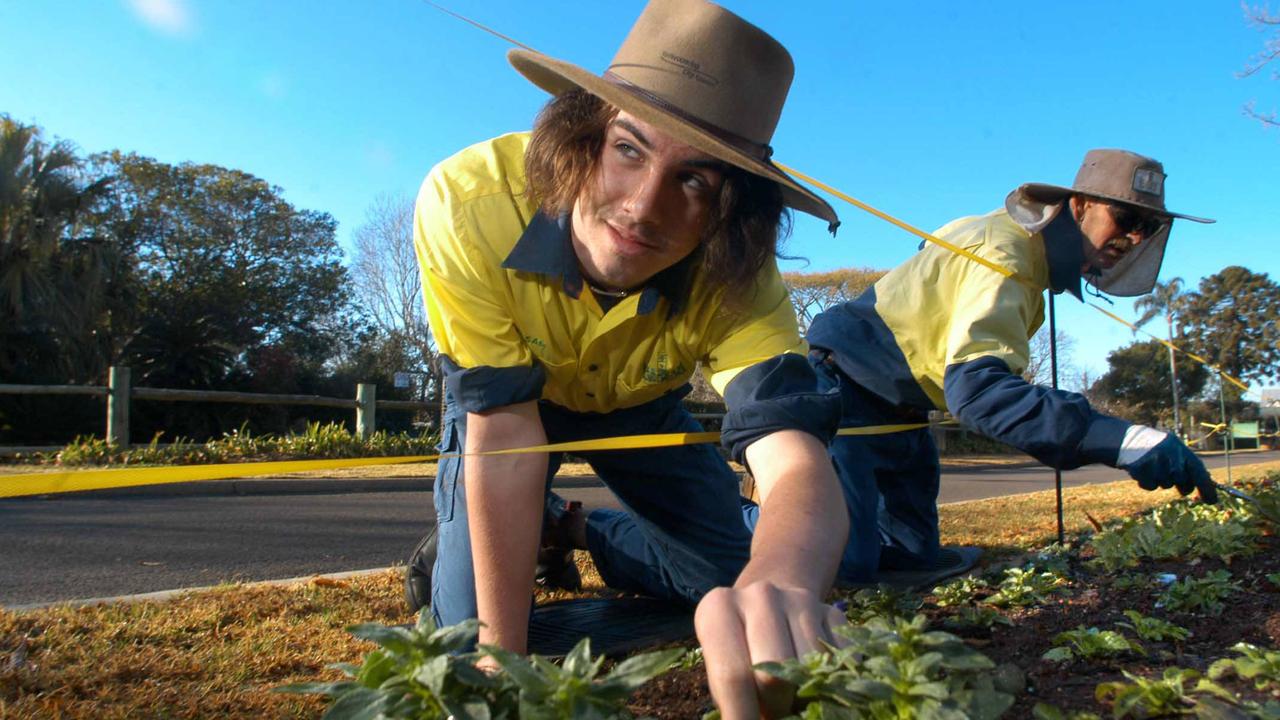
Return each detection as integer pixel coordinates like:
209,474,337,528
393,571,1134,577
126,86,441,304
429,386,756,628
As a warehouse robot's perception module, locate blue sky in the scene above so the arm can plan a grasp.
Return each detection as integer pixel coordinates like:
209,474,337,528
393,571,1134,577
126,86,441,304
2,0,1276,392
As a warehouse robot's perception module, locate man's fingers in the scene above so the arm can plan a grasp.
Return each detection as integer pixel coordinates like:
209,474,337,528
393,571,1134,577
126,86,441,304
738,585,797,718
695,588,760,720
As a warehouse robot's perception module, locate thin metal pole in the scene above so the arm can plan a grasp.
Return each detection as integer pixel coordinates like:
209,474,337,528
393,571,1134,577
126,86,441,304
1049,295,1065,544
1166,313,1182,440
1218,375,1233,484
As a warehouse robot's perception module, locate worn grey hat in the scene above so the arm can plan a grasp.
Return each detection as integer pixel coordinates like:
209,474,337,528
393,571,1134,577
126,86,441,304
1005,149,1214,297
508,0,839,230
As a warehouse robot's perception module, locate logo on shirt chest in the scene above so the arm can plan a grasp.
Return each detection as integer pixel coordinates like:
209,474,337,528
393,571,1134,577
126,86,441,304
642,352,688,384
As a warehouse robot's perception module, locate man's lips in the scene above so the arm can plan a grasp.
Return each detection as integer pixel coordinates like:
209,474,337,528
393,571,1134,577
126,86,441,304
607,222,660,254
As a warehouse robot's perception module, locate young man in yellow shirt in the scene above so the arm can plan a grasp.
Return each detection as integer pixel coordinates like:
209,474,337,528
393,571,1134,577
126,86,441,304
406,1,849,715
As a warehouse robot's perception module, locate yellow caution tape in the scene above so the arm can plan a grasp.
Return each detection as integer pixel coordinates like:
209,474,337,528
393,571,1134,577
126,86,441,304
776,163,1038,291
0,421,955,499
1087,303,1249,392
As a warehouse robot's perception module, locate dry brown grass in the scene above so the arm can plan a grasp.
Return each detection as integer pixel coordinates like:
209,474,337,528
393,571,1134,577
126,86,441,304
4,461,1277,719
940,460,1280,552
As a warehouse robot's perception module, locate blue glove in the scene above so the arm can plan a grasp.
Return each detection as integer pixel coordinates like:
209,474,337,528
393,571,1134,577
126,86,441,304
1121,429,1217,503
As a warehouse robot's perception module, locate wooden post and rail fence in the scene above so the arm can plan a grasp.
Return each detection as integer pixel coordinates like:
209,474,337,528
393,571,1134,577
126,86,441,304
0,365,434,453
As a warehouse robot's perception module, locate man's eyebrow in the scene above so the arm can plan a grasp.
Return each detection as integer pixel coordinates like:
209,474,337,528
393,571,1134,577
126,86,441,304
611,118,728,173
612,118,653,149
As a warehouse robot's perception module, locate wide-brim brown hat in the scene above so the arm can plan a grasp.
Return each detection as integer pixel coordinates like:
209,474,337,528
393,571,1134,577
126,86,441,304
508,0,839,230
1006,149,1214,297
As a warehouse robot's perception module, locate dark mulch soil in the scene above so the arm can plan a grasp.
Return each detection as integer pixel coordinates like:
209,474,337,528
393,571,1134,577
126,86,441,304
626,520,1280,718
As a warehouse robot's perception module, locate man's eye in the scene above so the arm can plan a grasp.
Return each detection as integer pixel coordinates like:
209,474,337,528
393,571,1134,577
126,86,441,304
615,142,641,159
682,174,710,191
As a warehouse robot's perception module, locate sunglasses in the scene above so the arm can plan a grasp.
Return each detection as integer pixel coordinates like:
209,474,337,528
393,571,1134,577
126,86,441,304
1105,203,1166,239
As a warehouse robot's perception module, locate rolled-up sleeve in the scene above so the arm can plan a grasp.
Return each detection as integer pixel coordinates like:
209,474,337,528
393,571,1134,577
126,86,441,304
415,166,543,413
720,354,841,462
704,266,839,461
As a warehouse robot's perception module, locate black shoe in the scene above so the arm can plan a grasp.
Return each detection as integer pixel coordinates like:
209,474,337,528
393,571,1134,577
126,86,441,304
404,525,437,613
853,546,983,592
537,498,583,591
535,546,582,591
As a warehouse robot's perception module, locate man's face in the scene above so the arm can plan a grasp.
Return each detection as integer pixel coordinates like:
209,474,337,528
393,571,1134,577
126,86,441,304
1075,197,1163,271
570,111,726,293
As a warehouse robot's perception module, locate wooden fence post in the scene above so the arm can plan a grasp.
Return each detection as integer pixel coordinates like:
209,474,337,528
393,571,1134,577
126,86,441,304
107,366,131,448
356,383,376,440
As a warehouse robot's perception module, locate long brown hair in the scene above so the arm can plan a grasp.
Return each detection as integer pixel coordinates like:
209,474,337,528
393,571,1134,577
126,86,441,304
525,89,791,301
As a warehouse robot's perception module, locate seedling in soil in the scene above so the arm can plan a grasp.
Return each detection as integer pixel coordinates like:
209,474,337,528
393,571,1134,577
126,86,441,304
1110,574,1153,591
1115,610,1190,643
837,585,922,623
1267,572,1280,589
1095,668,1234,719
276,614,512,720
1042,627,1144,663
983,566,1068,608
946,606,1014,630
1209,642,1280,692
1088,502,1258,572
1034,542,1076,575
278,611,682,720
755,614,1013,720
484,640,683,720
932,576,990,607
1156,569,1241,616
672,647,703,671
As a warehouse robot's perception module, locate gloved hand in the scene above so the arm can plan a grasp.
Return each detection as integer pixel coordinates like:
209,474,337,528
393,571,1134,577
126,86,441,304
1118,425,1217,503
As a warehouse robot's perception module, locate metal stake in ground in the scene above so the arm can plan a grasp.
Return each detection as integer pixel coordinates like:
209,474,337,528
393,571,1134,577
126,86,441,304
1050,294,1065,545
1218,374,1234,484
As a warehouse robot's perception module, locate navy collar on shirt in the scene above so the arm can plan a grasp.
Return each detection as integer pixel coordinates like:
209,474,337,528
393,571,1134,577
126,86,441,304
1039,205,1086,301
501,211,693,317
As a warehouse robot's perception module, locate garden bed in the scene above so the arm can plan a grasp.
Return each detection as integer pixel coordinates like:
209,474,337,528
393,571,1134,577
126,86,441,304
4,463,1280,718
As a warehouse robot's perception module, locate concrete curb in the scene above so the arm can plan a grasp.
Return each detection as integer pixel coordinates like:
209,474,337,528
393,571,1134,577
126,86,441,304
4,566,400,613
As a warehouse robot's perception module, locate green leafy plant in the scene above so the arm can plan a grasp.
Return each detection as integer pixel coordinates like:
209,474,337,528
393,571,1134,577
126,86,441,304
1042,627,1144,663
945,606,1013,631
278,611,681,720
1095,668,1233,718
1157,570,1240,616
277,613,511,719
484,641,683,720
983,566,1067,608
756,614,1013,719
1115,610,1190,643
1088,502,1258,571
932,576,989,607
672,646,704,671
1209,642,1280,692
50,421,439,466
837,585,922,623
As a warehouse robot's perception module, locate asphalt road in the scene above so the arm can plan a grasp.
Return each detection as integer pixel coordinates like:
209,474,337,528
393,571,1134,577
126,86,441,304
2,451,1275,608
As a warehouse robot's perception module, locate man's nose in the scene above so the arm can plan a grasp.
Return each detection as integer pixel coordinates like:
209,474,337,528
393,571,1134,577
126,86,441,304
623,170,665,221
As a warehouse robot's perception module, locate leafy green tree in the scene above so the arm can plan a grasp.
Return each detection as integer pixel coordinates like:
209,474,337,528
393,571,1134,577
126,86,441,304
87,151,354,389
1090,340,1208,428
1179,266,1280,391
0,115,117,381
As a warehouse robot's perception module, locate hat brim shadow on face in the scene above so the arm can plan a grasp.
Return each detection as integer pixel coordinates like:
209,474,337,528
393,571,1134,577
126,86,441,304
1005,184,1206,298
509,49,839,230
